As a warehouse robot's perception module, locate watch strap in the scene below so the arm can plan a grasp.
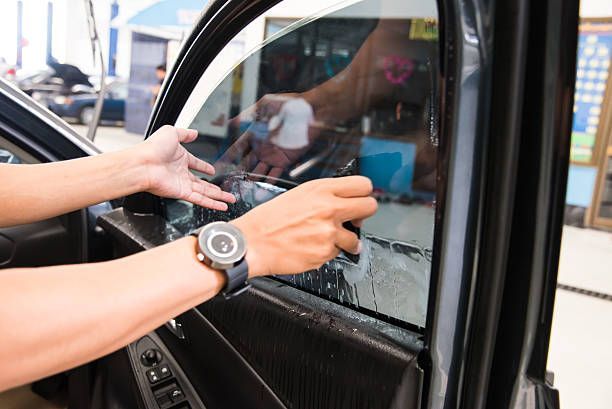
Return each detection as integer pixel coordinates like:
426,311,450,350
221,258,251,299
191,227,250,299
190,227,203,237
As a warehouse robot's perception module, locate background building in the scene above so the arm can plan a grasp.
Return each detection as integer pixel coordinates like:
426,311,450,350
566,1,612,229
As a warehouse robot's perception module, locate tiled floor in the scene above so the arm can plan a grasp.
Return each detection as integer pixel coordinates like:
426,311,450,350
548,226,612,409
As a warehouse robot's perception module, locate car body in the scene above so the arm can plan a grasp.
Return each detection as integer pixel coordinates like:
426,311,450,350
0,0,579,408
48,80,127,124
0,57,16,81
16,63,93,107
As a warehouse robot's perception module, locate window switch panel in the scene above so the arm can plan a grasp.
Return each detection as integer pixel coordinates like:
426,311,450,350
168,386,184,402
156,393,172,409
158,364,172,379
146,368,161,384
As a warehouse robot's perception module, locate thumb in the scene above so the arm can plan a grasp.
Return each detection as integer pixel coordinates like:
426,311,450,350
176,128,198,143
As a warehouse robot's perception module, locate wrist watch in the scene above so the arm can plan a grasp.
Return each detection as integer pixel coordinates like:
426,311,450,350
191,222,250,299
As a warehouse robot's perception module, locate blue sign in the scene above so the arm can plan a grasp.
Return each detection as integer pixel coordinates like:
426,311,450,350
571,22,612,163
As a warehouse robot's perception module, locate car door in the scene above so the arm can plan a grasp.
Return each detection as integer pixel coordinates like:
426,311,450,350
93,0,578,408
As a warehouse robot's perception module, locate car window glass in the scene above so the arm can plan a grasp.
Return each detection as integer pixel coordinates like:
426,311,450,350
169,0,439,329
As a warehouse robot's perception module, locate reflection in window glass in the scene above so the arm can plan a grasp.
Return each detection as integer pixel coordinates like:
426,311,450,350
168,0,439,328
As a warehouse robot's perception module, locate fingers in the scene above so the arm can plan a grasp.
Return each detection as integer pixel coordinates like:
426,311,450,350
185,191,231,211
187,174,237,210
322,176,374,198
192,179,236,204
188,153,215,176
337,196,378,222
188,171,200,183
175,128,199,143
336,227,361,255
351,219,364,228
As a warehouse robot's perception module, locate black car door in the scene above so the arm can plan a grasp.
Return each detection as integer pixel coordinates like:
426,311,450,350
95,0,577,408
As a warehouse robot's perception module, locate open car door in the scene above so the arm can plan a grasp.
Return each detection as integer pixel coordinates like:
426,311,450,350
94,0,578,408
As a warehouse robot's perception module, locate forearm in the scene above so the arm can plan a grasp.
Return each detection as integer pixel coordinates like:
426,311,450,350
0,147,147,227
0,236,225,391
301,69,365,124
301,25,392,124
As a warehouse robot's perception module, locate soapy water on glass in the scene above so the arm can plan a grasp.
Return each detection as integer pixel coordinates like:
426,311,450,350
168,173,431,327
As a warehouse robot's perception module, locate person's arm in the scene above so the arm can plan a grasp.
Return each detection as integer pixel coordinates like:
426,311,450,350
0,176,377,392
0,126,235,228
301,20,399,123
0,236,221,391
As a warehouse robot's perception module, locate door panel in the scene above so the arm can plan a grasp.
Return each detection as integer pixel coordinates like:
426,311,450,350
0,142,86,268
190,280,422,409
158,285,422,409
0,386,62,409
0,216,83,268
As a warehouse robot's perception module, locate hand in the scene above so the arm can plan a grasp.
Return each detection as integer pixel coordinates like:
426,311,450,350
139,125,236,210
230,176,377,277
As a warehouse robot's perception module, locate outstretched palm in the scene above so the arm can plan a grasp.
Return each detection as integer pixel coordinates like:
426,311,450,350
143,126,236,211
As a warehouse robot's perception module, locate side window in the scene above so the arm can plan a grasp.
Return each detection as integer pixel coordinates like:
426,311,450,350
168,0,439,329
0,148,22,164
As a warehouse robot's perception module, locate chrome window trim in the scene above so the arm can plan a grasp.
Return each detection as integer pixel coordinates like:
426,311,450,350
0,78,100,156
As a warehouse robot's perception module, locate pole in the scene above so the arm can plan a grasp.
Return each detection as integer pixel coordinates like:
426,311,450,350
46,1,54,64
16,0,23,68
83,0,107,142
108,0,119,76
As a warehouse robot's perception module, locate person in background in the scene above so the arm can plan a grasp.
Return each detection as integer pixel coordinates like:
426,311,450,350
151,63,167,105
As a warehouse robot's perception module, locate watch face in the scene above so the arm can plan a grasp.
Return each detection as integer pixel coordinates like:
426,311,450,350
198,222,246,269
208,231,237,258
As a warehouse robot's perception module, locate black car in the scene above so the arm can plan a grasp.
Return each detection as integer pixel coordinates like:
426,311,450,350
0,0,577,408
17,62,93,106
48,80,127,125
